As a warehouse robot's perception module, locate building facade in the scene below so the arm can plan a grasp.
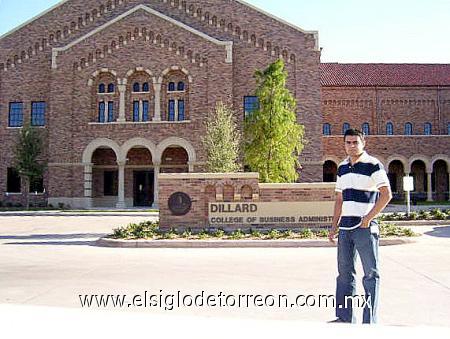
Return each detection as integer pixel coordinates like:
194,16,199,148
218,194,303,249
321,63,450,202
0,1,449,208
0,0,321,208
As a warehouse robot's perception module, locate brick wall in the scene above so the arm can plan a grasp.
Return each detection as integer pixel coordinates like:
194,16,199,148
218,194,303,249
158,172,335,229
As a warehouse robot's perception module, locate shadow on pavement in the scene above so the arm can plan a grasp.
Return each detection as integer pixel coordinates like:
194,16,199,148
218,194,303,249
4,240,98,246
0,233,106,240
424,226,450,238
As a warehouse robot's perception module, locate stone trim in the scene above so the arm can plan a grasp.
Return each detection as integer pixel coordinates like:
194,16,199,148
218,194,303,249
259,183,336,189
51,4,233,68
159,173,260,180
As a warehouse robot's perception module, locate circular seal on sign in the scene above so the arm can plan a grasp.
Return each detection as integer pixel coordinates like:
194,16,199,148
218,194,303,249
168,192,192,216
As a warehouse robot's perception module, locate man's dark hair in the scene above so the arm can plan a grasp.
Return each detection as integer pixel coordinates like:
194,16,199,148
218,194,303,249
344,128,365,141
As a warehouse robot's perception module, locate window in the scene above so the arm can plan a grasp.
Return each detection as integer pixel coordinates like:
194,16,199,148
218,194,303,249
104,171,118,196
133,82,140,92
9,102,23,127
177,81,185,91
31,101,46,126
424,122,432,135
386,122,394,135
168,82,175,92
168,100,175,121
404,122,413,135
142,100,149,122
323,123,331,135
244,96,259,118
7,168,21,193
107,83,115,93
30,176,44,193
448,122,450,135
362,123,370,135
133,101,140,122
178,100,185,121
142,82,149,92
98,102,106,122
107,102,114,122
342,123,350,135
98,83,106,93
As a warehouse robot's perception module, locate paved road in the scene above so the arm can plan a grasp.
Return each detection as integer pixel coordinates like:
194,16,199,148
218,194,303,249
0,214,449,327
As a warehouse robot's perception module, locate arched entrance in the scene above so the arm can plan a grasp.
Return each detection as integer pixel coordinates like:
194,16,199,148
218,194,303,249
432,160,449,201
126,147,154,207
388,160,405,201
410,160,427,202
323,160,337,182
160,147,189,173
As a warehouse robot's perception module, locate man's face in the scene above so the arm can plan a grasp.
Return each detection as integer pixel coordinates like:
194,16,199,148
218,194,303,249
344,135,365,158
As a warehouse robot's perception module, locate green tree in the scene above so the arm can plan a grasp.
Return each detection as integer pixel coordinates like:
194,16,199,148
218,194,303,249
202,101,241,173
14,123,46,209
244,59,305,183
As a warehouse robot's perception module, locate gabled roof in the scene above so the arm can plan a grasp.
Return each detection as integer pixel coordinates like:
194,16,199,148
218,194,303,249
52,4,233,68
321,63,450,87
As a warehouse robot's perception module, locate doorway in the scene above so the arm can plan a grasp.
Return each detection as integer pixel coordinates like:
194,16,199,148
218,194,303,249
133,170,154,207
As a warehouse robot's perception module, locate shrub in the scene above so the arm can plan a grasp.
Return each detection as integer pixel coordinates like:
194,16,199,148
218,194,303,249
198,229,210,239
267,229,281,239
299,228,313,238
212,229,225,238
230,229,245,239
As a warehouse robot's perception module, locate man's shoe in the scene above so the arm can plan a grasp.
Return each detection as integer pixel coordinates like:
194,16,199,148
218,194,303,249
328,318,348,323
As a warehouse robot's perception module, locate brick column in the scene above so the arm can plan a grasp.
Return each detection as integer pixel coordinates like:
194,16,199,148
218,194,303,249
153,162,160,208
153,82,162,121
117,84,126,122
116,161,126,208
427,172,433,202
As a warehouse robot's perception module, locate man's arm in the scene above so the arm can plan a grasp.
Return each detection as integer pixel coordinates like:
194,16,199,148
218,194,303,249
328,192,343,243
361,186,393,228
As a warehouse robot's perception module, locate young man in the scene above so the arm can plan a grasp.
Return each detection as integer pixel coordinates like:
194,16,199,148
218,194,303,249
328,129,392,324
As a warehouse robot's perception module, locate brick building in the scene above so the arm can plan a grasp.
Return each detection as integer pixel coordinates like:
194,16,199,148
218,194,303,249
0,0,448,208
321,63,450,202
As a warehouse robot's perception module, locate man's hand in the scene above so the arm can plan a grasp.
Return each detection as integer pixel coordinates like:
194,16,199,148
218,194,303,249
360,216,372,228
328,228,338,243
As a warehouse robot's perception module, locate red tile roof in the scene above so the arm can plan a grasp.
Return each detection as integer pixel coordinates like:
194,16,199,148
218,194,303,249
320,63,450,87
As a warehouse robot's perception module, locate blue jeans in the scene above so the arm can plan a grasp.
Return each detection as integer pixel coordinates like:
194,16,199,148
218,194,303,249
335,223,380,324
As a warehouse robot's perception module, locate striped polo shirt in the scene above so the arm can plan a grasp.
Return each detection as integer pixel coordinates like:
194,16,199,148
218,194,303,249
335,151,390,230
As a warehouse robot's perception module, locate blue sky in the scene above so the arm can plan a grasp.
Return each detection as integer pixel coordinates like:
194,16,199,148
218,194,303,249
0,0,449,63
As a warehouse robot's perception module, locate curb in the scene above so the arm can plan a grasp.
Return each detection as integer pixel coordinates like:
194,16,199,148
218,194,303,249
95,237,417,248
382,220,450,226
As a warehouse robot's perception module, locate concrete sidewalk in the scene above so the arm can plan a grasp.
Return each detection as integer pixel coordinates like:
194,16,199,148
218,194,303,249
0,215,449,327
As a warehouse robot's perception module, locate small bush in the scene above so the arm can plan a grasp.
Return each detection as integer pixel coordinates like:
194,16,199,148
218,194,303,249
230,229,245,240
299,228,314,239
198,229,210,239
212,229,225,238
267,229,281,239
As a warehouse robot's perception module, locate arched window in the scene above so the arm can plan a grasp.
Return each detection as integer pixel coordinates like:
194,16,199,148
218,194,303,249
342,123,350,135
386,122,394,135
98,83,106,93
404,122,413,135
424,122,432,135
362,122,370,135
177,81,185,91
133,82,140,93
98,102,105,122
107,83,115,93
323,123,331,136
142,82,149,92
168,82,175,92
